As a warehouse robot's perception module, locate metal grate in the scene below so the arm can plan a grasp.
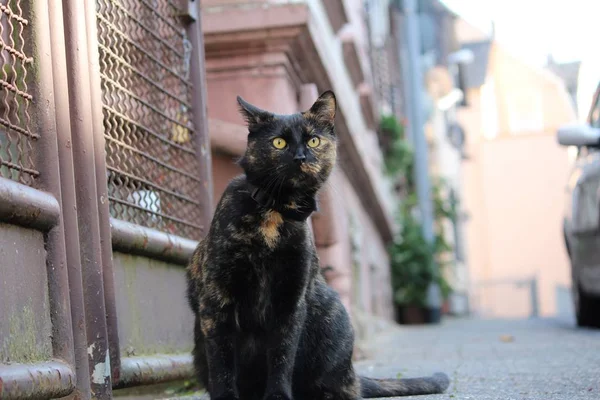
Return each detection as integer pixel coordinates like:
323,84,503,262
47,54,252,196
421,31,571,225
0,0,37,186
96,0,204,239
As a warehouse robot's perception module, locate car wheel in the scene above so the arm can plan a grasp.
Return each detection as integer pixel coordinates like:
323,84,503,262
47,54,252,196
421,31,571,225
575,285,600,328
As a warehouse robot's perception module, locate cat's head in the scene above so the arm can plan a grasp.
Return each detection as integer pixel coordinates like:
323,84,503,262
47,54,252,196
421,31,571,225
237,91,337,193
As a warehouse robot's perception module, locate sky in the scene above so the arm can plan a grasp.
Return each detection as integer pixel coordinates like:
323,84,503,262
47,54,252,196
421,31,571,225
440,0,600,67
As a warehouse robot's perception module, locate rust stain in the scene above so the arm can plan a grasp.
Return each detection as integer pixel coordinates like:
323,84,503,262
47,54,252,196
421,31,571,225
161,236,175,257
141,234,149,249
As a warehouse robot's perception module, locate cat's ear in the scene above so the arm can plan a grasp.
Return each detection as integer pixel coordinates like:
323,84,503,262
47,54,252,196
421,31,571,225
237,96,274,126
304,90,336,125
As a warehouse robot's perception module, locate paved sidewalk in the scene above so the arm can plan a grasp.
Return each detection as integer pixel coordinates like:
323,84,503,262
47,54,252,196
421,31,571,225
355,317,600,400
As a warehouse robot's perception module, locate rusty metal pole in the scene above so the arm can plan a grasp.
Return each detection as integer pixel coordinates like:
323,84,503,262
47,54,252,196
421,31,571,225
185,0,214,232
0,362,75,399
47,0,93,397
61,0,113,397
82,0,122,383
30,0,76,370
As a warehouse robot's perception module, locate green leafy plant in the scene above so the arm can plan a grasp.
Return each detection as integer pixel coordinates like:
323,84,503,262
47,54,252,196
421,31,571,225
385,114,455,307
431,177,456,300
389,192,454,307
389,194,435,307
380,115,413,176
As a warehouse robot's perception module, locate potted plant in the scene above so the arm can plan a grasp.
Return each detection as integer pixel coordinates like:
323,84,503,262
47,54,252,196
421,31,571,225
381,115,453,324
389,196,453,324
389,194,434,324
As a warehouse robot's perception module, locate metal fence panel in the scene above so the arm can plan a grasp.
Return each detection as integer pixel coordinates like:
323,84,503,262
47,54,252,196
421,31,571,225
1,0,212,397
0,1,80,398
96,0,205,240
0,0,37,185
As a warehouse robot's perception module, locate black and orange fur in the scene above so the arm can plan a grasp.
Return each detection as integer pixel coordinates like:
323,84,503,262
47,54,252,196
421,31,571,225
186,91,449,400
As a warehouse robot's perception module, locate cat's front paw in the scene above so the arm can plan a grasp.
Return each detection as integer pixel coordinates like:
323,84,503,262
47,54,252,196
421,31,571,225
213,395,239,400
264,393,292,400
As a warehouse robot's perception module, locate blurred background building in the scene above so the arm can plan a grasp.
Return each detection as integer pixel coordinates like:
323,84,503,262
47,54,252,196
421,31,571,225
201,0,579,324
202,0,399,338
454,18,576,318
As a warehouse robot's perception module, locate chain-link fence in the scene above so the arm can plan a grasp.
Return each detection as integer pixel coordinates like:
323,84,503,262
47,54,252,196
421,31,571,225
0,0,37,186
97,0,204,239
1,1,211,397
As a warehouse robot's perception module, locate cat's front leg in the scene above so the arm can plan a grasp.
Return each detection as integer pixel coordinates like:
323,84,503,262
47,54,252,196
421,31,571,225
263,306,307,400
205,332,238,400
201,308,239,400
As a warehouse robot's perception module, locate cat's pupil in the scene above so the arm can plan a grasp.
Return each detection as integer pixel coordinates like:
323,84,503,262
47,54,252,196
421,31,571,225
273,137,287,149
308,137,320,147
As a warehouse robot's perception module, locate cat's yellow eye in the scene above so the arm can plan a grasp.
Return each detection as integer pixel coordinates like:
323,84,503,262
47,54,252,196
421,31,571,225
272,137,287,149
307,137,320,148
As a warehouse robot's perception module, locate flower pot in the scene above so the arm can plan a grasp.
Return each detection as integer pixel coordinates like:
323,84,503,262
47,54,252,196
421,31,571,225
395,305,443,325
395,304,428,325
427,307,442,324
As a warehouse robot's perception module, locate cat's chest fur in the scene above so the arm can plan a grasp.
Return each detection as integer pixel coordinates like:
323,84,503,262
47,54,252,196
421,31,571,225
209,201,313,331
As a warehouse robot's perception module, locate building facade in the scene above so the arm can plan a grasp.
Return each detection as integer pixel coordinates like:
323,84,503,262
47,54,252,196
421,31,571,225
202,0,399,331
455,19,577,318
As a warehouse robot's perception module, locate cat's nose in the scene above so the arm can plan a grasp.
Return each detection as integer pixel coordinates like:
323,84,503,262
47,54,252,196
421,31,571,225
294,149,306,163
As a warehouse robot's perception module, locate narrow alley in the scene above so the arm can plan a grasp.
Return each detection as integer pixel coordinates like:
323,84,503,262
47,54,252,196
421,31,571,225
356,317,600,399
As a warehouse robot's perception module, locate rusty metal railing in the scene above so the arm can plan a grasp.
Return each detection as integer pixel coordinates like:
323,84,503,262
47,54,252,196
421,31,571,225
0,0,37,186
1,1,212,398
96,0,206,240
0,1,81,399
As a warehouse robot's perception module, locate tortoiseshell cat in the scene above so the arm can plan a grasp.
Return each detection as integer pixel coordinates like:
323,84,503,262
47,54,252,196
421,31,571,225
186,91,449,400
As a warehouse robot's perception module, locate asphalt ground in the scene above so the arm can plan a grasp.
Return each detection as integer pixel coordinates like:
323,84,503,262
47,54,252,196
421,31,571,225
355,317,600,400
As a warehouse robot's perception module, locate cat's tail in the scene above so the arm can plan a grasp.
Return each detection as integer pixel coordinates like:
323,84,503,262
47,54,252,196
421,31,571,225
360,372,450,397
